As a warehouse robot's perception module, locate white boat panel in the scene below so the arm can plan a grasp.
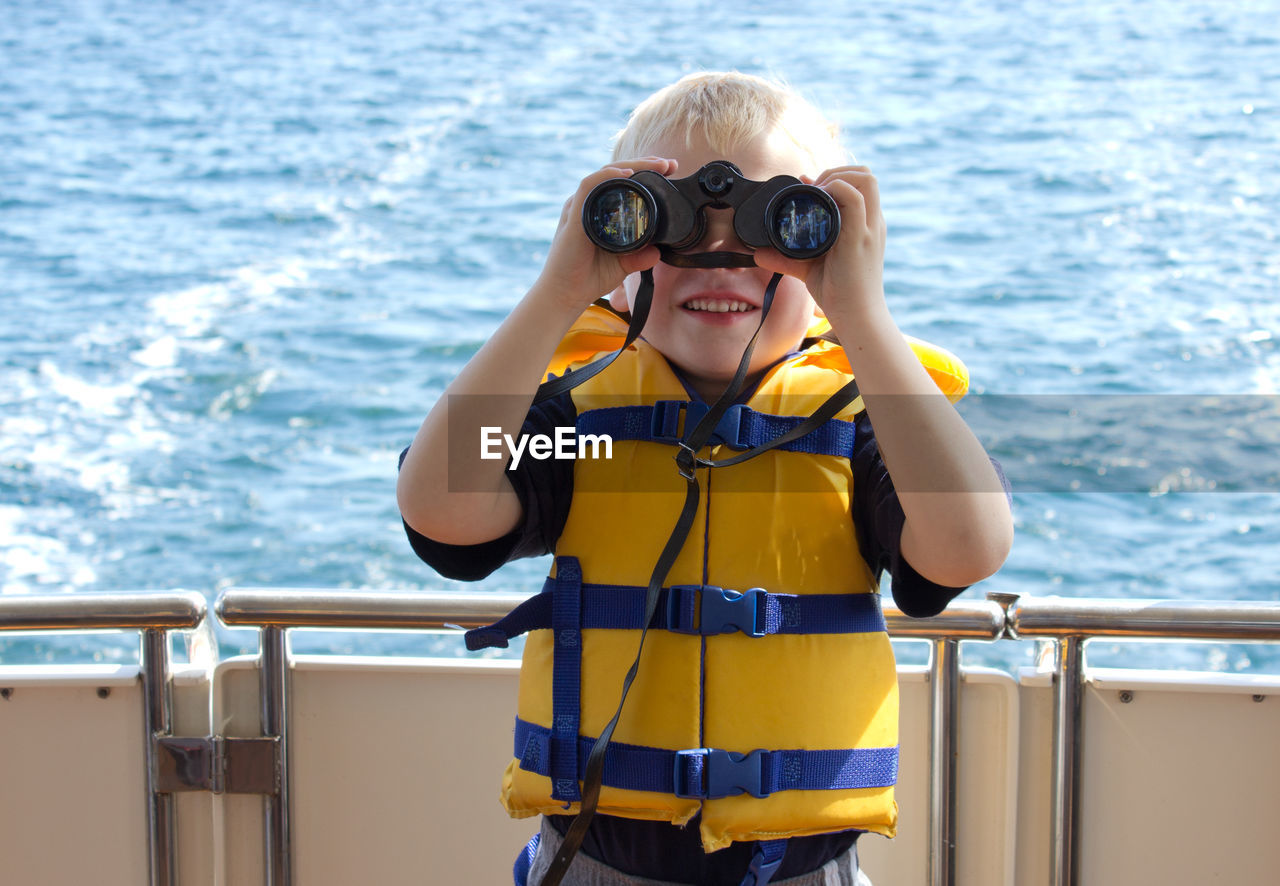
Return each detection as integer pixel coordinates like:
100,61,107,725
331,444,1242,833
5,646,1277,884
288,655,530,885
957,669,1020,886
1089,665,1280,695
173,663,215,886
0,662,140,686
1014,672,1054,885
0,669,149,886
212,657,270,886
213,656,1018,885
1076,674,1280,885
859,667,1019,886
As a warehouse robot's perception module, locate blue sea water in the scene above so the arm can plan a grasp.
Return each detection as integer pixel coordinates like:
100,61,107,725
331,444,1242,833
2,0,1279,672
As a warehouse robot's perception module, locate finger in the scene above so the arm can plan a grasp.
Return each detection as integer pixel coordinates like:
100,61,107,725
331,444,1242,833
835,173,880,229
611,156,678,177
618,244,662,276
751,246,810,285
824,178,869,226
574,158,677,206
568,165,648,225
580,165,635,192
813,166,874,191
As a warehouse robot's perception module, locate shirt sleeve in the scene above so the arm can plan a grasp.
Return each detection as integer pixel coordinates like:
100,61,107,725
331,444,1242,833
399,391,578,581
850,410,1011,618
402,390,1011,609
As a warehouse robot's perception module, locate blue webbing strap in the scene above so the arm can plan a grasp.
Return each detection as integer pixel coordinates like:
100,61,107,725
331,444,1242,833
667,585,884,636
549,556,583,804
576,402,858,458
743,840,787,886
464,594,553,650
697,378,862,472
465,582,885,650
512,832,540,886
514,718,900,797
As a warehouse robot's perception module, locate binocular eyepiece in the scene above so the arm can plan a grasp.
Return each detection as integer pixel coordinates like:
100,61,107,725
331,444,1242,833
582,161,839,261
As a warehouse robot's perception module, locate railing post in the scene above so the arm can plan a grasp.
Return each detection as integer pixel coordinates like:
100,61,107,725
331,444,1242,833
928,637,960,886
260,626,292,886
1050,635,1084,886
141,628,175,886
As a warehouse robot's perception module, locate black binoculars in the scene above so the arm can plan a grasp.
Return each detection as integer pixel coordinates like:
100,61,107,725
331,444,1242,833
582,161,840,260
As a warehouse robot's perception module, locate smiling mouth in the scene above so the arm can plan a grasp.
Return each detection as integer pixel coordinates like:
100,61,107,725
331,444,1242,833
682,298,757,314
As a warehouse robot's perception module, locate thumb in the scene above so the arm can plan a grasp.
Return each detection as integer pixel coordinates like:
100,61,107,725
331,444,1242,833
751,247,809,284
619,245,662,276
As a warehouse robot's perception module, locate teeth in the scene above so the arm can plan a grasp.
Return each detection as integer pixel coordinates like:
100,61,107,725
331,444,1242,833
684,299,754,313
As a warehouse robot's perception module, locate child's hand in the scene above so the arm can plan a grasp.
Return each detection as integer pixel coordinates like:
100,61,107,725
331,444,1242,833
532,158,678,315
753,166,887,322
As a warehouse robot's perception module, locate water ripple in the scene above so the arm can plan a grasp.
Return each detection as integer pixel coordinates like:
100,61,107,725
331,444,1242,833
2,0,1279,668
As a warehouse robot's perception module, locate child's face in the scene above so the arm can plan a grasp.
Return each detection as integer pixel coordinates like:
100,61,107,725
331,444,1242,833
615,128,823,403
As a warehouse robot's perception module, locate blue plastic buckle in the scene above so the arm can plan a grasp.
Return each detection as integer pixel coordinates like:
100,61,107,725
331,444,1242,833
673,748,769,800
744,840,787,886
668,586,766,637
651,400,709,444
651,401,747,449
708,403,746,449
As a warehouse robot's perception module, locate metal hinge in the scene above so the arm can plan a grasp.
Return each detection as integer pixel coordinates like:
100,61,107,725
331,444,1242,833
153,736,279,795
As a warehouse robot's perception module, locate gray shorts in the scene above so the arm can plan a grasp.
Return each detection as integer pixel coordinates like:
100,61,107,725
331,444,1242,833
526,817,874,886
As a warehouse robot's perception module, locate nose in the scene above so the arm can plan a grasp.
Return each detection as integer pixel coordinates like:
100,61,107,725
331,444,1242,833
698,207,750,253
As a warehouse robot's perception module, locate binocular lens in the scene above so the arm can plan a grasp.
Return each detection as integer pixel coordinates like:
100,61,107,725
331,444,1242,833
586,183,652,252
772,191,836,257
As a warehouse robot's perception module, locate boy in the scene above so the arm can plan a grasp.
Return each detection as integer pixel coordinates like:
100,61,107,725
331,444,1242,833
398,72,1012,886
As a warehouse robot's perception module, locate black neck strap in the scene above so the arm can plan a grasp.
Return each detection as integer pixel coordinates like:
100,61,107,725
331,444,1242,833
531,270,653,405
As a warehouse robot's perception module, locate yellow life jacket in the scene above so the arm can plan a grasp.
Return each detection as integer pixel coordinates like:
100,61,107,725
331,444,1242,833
482,305,968,853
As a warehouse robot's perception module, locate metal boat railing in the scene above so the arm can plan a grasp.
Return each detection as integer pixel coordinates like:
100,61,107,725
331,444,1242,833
1004,597,1280,886
216,589,1005,886
4,589,1280,886
0,591,207,886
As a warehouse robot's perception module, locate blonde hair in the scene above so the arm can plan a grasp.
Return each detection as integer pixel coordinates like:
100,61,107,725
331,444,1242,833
611,71,847,172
